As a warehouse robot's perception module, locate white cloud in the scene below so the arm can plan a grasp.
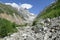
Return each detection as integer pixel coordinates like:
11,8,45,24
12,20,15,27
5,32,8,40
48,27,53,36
5,3,33,9
5,3,19,9
20,4,32,9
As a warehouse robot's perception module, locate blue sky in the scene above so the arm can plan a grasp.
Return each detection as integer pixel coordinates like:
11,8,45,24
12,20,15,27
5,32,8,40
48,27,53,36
0,0,55,15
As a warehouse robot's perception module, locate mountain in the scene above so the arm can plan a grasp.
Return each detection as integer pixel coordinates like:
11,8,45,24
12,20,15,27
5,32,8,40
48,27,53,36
18,8,36,25
32,0,60,25
0,3,36,25
27,0,60,40
0,3,35,38
0,3,23,25
1,0,60,40
37,0,60,19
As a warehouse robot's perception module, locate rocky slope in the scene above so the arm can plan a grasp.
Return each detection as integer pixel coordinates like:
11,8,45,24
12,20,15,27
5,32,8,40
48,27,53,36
1,0,60,40
32,0,60,26
0,3,35,38
2,17,60,40
0,13,23,24
18,8,36,25
3,0,60,40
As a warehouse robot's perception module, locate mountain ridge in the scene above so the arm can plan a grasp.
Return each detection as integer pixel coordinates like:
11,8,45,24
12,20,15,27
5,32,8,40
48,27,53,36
0,3,35,38
32,0,60,26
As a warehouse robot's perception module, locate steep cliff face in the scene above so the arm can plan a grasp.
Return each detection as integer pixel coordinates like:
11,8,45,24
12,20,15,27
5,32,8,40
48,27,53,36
0,3,35,25
0,13,23,24
0,3,36,38
0,3,24,25
18,8,36,24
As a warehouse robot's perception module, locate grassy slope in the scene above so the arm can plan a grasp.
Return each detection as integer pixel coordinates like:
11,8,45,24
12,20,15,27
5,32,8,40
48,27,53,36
0,3,19,38
37,0,60,19
0,18,18,38
0,3,18,15
32,0,60,26
0,3,28,38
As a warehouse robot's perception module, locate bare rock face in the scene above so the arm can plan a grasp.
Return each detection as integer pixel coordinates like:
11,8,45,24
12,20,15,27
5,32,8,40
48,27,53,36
0,13,23,24
18,8,36,24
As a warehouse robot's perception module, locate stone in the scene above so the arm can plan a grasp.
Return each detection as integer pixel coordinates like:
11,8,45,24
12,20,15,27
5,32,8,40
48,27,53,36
2,17,60,40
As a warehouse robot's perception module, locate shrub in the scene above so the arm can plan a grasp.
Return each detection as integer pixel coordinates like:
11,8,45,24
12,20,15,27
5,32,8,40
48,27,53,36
0,18,17,38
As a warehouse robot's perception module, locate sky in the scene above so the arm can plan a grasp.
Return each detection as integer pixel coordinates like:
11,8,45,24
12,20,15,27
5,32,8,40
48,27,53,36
0,0,55,15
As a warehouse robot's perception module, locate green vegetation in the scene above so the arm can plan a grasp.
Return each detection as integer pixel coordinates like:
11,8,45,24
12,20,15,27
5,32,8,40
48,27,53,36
0,3,24,20
32,0,60,26
0,3,18,15
37,0,60,19
0,3,28,38
0,18,18,38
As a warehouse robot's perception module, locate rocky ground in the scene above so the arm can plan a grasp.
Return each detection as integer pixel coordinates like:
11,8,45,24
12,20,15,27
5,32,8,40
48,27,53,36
1,17,60,40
